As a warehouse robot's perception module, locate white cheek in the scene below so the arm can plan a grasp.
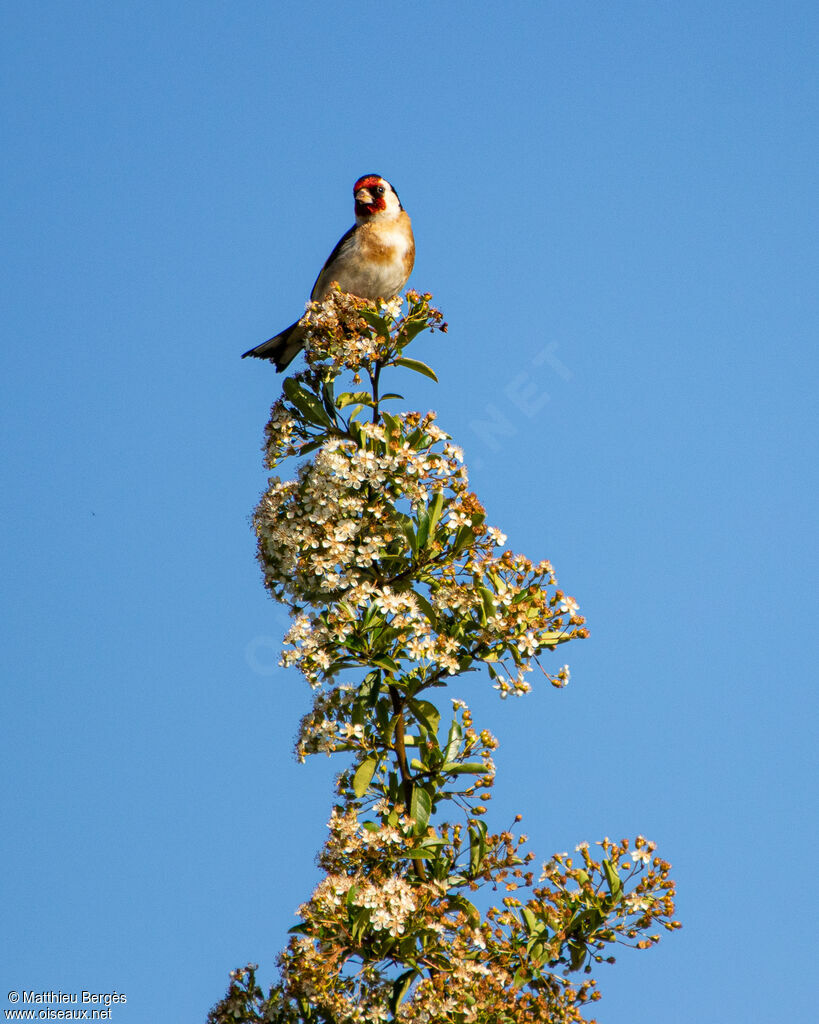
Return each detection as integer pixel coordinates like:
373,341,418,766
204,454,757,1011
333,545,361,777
384,191,403,218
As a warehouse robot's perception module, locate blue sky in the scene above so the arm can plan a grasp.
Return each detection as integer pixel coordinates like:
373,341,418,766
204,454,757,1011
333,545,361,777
2,1,817,1021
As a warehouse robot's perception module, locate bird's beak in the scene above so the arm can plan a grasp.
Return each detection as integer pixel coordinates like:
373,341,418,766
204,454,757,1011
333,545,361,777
355,187,373,205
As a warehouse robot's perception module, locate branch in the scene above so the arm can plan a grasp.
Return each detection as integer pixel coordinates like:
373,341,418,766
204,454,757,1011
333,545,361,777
389,683,427,881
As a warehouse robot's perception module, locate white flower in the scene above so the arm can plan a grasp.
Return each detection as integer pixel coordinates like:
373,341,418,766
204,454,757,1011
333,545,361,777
425,424,448,442
446,509,472,530
516,631,538,656
624,893,653,913
443,442,464,463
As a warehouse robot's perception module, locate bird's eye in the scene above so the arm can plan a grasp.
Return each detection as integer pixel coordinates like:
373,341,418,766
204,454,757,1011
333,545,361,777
374,185,385,196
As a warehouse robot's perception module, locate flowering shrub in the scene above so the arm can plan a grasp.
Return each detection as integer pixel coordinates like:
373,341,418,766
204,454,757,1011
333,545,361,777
208,290,679,1023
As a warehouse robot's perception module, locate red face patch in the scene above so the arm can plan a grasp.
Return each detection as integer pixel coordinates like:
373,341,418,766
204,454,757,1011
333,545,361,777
353,175,388,215
353,175,383,193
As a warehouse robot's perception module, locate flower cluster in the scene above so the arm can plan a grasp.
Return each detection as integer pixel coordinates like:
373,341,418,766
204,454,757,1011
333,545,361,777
299,288,446,373
266,812,679,1024
209,291,678,1024
256,413,469,606
257,406,587,697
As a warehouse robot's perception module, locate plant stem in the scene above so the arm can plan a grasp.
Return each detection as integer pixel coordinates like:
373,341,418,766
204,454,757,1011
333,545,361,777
370,362,382,425
388,683,427,881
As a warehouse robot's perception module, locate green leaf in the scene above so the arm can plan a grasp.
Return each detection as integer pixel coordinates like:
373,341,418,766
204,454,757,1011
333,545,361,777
379,392,404,402
409,835,448,849
451,525,475,554
358,309,391,337
414,592,438,627
281,378,303,403
415,508,431,551
416,492,445,552
408,698,441,737
336,390,375,409
352,757,377,798
389,970,416,1015
351,905,370,942
405,426,424,448
603,858,623,899
394,357,439,382
529,940,546,966
427,489,445,535
394,512,417,555
479,587,496,619
359,669,381,701
381,410,401,436
446,762,487,775
521,907,538,934
282,379,333,427
444,719,463,763
511,962,532,987
469,820,487,874
320,379,336,417
568,938,587,971
536,626,569,643
398,318,432,345
372,655,401,673
410,785,432,830
449,894,481,925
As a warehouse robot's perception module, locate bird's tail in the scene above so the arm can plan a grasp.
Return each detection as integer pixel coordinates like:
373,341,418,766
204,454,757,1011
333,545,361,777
242,321,306,372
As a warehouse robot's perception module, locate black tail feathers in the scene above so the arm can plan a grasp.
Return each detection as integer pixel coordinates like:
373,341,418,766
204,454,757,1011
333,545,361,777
242,321,304,372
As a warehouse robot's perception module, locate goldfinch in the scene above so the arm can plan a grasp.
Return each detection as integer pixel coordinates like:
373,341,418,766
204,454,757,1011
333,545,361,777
243,175,414,371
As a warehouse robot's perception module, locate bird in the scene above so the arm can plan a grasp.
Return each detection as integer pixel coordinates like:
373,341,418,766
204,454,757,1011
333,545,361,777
242,175,415,371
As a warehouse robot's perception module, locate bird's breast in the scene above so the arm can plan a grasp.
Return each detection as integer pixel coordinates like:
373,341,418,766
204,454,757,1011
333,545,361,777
335,218,414,300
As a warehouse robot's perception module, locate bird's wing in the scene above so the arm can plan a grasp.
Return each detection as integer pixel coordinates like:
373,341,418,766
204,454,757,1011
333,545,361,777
310,224,358,300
